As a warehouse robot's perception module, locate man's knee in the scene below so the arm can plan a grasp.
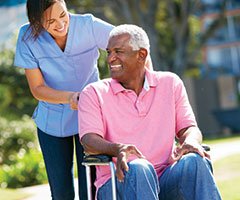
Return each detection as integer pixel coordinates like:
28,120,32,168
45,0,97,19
128,159,155,174
125,158,158,182
125,159,160,197
181,153,213,175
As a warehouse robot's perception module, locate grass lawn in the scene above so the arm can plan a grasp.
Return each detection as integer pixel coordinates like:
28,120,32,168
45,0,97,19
204,134,240,145
214,153,240,200
204,135,240,199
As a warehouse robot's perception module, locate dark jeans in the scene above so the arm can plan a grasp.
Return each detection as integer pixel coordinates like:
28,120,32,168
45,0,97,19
37,128,95,200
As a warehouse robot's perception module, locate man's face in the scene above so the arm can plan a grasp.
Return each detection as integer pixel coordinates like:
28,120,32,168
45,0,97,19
106,34,141,83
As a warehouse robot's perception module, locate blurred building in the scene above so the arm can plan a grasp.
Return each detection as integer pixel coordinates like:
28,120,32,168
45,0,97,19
187,0,240,136
201,0,240,76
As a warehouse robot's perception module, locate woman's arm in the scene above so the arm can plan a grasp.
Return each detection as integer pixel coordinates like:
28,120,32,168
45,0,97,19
25,68,79,108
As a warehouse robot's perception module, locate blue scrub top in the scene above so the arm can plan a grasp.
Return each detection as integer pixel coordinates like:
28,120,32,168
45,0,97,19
14,13,114,137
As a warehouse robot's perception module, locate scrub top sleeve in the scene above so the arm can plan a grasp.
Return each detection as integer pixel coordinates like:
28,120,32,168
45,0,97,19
91,15,114,50
14,28,38,69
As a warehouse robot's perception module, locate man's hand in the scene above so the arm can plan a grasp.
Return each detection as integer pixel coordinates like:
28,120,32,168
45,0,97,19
81,134,145,182
116,144,145,182
172,139,210,161
172,126,210,161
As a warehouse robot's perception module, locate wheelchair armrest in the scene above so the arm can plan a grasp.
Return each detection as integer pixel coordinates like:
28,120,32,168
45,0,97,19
82,154,112,166
82,144,210,166
202,144,210,151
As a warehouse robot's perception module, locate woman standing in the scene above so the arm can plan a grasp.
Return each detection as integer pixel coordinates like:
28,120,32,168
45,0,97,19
14,0,114,199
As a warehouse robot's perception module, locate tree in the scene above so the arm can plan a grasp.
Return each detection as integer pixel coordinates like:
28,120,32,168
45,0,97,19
67,0,226,76
0,46,37,118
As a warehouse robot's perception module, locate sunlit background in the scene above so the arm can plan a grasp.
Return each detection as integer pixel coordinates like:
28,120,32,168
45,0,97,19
0,0,240,199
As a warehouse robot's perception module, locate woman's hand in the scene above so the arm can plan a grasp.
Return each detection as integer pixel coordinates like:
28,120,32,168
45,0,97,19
69,92,80,110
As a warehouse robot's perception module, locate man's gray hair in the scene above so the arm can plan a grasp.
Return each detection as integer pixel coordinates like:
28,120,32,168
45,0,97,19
109,24,150,53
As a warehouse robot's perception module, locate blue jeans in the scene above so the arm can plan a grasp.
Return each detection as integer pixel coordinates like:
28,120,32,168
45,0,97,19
97,154,222,200
37,128,92,200
97,159,159,200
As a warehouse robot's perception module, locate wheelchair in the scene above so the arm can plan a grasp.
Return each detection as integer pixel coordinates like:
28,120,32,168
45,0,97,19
82,144,210,200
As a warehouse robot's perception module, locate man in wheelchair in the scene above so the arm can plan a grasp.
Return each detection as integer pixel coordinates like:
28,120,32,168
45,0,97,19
78,24,222,200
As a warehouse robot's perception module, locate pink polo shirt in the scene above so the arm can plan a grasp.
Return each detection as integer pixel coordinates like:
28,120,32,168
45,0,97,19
78,69,197,190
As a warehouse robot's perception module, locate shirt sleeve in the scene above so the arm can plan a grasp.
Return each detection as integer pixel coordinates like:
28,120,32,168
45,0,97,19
78,84,105,140
91,15,114,50
14,25,38,69
174,75,197,136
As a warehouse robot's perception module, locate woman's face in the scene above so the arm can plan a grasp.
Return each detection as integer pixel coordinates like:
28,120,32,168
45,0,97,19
42,1,69,39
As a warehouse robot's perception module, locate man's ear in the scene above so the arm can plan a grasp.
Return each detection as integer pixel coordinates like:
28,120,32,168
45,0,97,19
138,48,148,62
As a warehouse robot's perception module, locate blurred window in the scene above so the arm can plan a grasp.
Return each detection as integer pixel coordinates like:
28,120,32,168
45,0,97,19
230,0,240,9
233,15,240,40
203,18,228,44
201,0,223,13
207,47,240,74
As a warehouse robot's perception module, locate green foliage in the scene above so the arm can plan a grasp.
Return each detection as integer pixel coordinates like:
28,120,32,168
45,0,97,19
0,84,12,111
98,49,110,79
0,115,37,166
0,116,48,188
0,149,47,188
0,47,37,118
155,1,175,67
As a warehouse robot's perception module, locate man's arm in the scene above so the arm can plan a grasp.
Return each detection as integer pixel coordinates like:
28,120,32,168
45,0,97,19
81,133,120,156
177,126,202,145
81,133,145,181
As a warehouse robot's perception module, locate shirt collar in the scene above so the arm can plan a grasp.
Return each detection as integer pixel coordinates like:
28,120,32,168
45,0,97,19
143,74,150,91
110,79,125,94
110,69,158,95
